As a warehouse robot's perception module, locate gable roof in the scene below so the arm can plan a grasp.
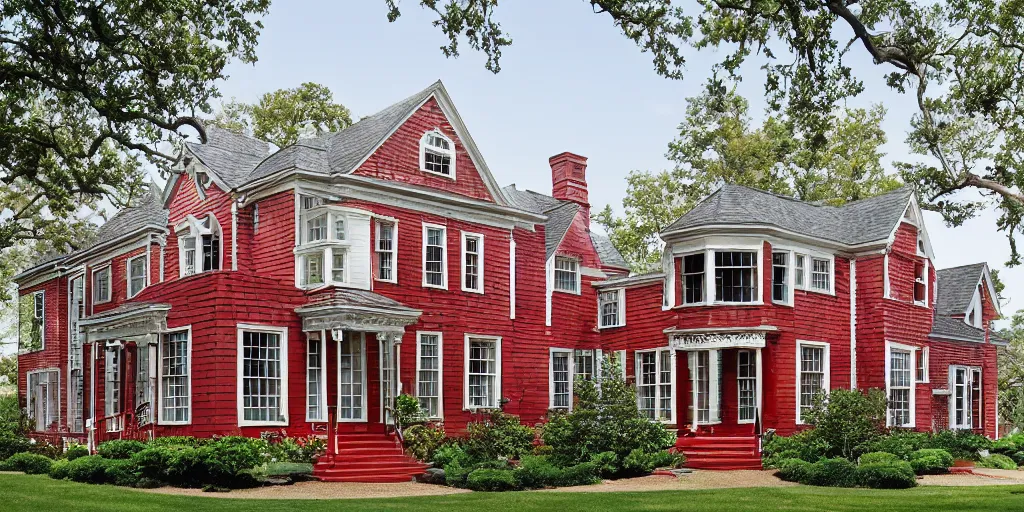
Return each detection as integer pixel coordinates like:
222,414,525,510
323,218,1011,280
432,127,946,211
662,184,915,247
502,185,581,260
184,126,271,189
929,315,986,343
935,263,990,315
590,232,630,270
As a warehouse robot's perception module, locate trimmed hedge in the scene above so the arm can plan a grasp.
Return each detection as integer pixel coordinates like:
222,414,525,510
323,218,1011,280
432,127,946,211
804,458,857,487
776,458,813,483
466,469,519,492
777,456,917,489
909,449,953,475
855,461,917,489
98,440,147,460
0,452,53,474
66,456,111,484
48,459,72,480
65,444,89,461
859,452,900,465
977,454,1018,470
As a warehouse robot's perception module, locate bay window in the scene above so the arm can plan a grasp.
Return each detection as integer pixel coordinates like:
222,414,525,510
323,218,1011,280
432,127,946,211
238,325,288,426
465,336,500,410
300,251,324,287
682,253,705,304
797,341,829,424
161,330,191,424
772,252,788,303
715,251,757,302
296,199,365,289
331,249,346,283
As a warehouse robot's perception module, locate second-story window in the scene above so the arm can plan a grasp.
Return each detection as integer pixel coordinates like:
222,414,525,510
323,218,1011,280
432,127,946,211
772,252,788,303
423,224,447,288
376,221,396,283
462,232,483,293
554,256,580,293
914,260,928,306
599,289,625,328
682,254,705,304
307,213,327,242
794,254,806,288
715,251,757,302
810,258,831,293
93,266,111,303
301,252,324,287
127,254,147,298
177,215,221,277
420,130,455,178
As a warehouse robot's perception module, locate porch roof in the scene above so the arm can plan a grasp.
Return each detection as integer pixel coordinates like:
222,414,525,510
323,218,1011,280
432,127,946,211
79,302,170,344
295,288,422,334
663,325,777,351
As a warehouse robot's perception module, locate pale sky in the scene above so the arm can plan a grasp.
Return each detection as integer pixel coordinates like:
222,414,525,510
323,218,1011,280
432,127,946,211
1,1,1016,355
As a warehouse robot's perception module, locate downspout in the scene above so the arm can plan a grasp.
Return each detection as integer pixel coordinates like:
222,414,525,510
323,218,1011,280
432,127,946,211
230,200,238,271
850,258,857,389
509,233,516,320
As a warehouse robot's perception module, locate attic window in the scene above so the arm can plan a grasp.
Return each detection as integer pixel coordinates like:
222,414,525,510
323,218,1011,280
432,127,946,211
917,235,926,256
420,130,455,178
914,260,928,306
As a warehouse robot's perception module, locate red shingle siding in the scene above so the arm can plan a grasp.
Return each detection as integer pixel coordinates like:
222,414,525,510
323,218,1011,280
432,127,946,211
249,191,296,282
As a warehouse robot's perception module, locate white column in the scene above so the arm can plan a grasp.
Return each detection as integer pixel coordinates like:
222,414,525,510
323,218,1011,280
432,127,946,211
689,351,698,432
709,349,721,424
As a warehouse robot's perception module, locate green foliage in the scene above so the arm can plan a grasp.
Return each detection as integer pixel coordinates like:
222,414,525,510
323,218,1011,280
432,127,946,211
855,461,918,489
465,468,519,492
444,459,512,489
212,83,353,148
991,438,1018,455
0,433,31,461
1000,314,1024,430
860,431,930,460
804,388,888,459
928,430,991,460
541,359,675,476
129,447,170,481
859,452,900,465
977,453,1019,470
265,435,324,464
589,451,620,479
104,459,141,487
394,394,426,430
776,458,813,483
762,430,829,467
65,456,111,484
65,443,89,461
0,355,16,385
47,458,71,480
432,443,470,469
514,455,564,489
265,462,313,477
0,452,52,474
803,458,858,488
149,436,209,449
909,449,954,475
97,440,147,460
404,424,447,462
464,411,535,461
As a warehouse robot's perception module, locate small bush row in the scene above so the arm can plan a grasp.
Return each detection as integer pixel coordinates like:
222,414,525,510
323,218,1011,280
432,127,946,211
777,457,917,489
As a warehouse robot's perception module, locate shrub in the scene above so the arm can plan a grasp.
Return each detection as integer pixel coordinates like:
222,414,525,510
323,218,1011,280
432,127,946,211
927,430,991,460
65,443,89,461
130,447,171,481
1010,451,1024,466
445,459,511,488
48,458,72,480
556,461,599,487
803,458,857,487
909,449,954,475
265,436,322,464
0,433,31,461
762,430,829,467
804,388,888,459
404,424,446,462
0,452,53,474
977,453,1018,470
620,449,659,477
164,447,206,487
104,459,141,487
98,440,147,460
464,411,535,461
860,431,930,460
432,443,469,468
776,458,812,483
466,468,520,492
67,455,111,484
395,393,426,429
991,438,1018,455
198,437,266,487
855,461,917,489
514,455,563,489
149,436,208,448
859,452,900,465
590,451,619,478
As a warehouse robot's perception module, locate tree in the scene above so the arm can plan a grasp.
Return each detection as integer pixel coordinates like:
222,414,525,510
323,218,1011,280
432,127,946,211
999,311,1024,432
1,0,270,259
594,87,901,271
210,82,353,148
391,1,1024,264
0,354,15,387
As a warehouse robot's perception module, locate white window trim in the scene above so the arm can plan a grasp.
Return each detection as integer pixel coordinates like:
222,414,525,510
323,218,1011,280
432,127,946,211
885,341,917,428
463,334,502,411
949,365,981,430
796,340,830,425
770,251,793,306
808,256,835,295
419,129,457,180
635,348,676,424
737,349,758,424
460,231,485,294
553,255,582,295
422,223,449,290
416,331,444,420
675,245,765,307
914,259,930,307
375,218,399,284
305,331,328,422
916,346,930,384
779,246,835,297
92,264,112,304
883,254,892,299
25,367,60,430
158,326,192,426
336,332,368,423
175,214,223,278
548,347,574,410
597,288,626,328
29,290,46,351
678,250,707,306
236,323,289,427
126,254,148,299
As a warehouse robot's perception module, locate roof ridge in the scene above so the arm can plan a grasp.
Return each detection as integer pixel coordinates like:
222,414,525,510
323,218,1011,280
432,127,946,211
937,262,988,272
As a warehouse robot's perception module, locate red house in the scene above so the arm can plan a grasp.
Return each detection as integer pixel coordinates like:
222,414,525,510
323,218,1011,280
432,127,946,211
13,81,1005,480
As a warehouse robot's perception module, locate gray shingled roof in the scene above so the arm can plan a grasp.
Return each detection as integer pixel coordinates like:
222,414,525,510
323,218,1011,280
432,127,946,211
935,263,987,315
590,232,630,269
662,184,914,246
185,126,270,188
593,272,665,289
297,288,421,317
502,185,582,260
929,315,986,342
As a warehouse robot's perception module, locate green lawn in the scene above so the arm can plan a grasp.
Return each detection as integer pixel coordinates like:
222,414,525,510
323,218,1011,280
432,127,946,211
2,473,1024,511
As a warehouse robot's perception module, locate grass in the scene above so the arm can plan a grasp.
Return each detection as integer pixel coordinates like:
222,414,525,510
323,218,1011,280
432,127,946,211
2,473,1024,511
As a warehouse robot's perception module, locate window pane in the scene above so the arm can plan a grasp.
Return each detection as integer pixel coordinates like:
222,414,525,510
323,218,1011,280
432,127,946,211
418,334,441,417
554,257,579,293
162,332,190,423
551,352,570,409
241,331,283,423
772,252,788,302
715,251,757,302
683,254,705,304
599,291,620,327
425,228,445,286
467,338,497,408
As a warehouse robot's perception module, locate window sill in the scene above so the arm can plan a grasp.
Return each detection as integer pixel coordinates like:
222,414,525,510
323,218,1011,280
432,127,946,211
240,421,289,427
553,288,581,296
737,419,756,425
673,301,764,308
94,299,112,305
295,240,351,253
375,278,398,285
598,323,626,330
158,421,192,426
771,300,793,307
462,287,485,295
422,282,448,290
421,168,456,180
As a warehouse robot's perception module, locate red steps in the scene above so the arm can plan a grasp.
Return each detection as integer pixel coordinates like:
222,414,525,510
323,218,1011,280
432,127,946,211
677,435,763,471
313,433,429,483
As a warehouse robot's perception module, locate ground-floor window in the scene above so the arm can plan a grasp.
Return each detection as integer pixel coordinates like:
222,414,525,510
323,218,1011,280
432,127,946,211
574,349,597,381
637,349,673,422
161,330,191,424
105,347,121,431
950,365,982,430
27,369,59,431
68,369,83,433
797,341,829,424
136,344,153,425
417,332,443,418
238,325,288,425
306,332,325,422
737,350,757,423
888,345,913,427
465,336,501,409
338,332,365,421
550,349,572,409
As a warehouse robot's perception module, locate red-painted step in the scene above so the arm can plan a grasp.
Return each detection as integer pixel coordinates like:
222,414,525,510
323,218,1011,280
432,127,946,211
313,433,428,483
676,435,762,471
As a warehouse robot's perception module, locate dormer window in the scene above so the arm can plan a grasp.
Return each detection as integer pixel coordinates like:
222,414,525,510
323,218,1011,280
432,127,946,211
177,214,221,278
420,130,455,178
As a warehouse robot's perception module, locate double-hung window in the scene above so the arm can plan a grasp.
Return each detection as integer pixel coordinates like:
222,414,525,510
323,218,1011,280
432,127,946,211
598,289,625,328
772,252,788,303
715,251,757,302
26,369,59,431
553,256,579,293
93,266,111,304
417,332,443,418
127,255,147,298
306,332,326,422
19,291,45,352
794,255,806,288
461,232,484,293
914,260,928,306
916,347,929,383
574,349,597,381
797,341,828,424
376,221,397,282
737,350,757,423
636,349,673,422
550,349,572,409
810,258,831,293
423,225,447,288
421,131,455,177
239,326,288,425
105,347,122,431
307,213,327,242
465,336,500,409
682,254,705,304
888,346,913,427
301,251,325,287
161,330,190,424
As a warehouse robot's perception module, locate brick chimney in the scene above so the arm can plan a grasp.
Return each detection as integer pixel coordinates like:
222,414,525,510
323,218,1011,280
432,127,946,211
550,151,589,209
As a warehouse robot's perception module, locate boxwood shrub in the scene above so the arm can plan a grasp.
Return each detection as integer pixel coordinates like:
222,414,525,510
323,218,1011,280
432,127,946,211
776,458,813,483
48,458,72,480
858,452,900,465
803,458,857,487
909,449,953,475
65,444,89,461
98,440,147,460
0,452,53,474
466,468,520,492
855,460,917,489
66,455,111,484
977,453,1018,470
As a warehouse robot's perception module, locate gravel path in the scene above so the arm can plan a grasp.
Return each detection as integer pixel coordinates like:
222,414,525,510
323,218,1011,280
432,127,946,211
143,480,470,500
919,468,1024,487
545,470,798,493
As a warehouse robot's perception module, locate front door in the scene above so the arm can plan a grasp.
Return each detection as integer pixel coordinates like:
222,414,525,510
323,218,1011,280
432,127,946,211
951,366,982,430
337,332,366,422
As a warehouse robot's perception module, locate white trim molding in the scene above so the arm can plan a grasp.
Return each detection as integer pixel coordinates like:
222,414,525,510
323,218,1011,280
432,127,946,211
157,326,193,426
796,339,831,425
463,334,502,411
422,222,449,290
236,323,289,427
